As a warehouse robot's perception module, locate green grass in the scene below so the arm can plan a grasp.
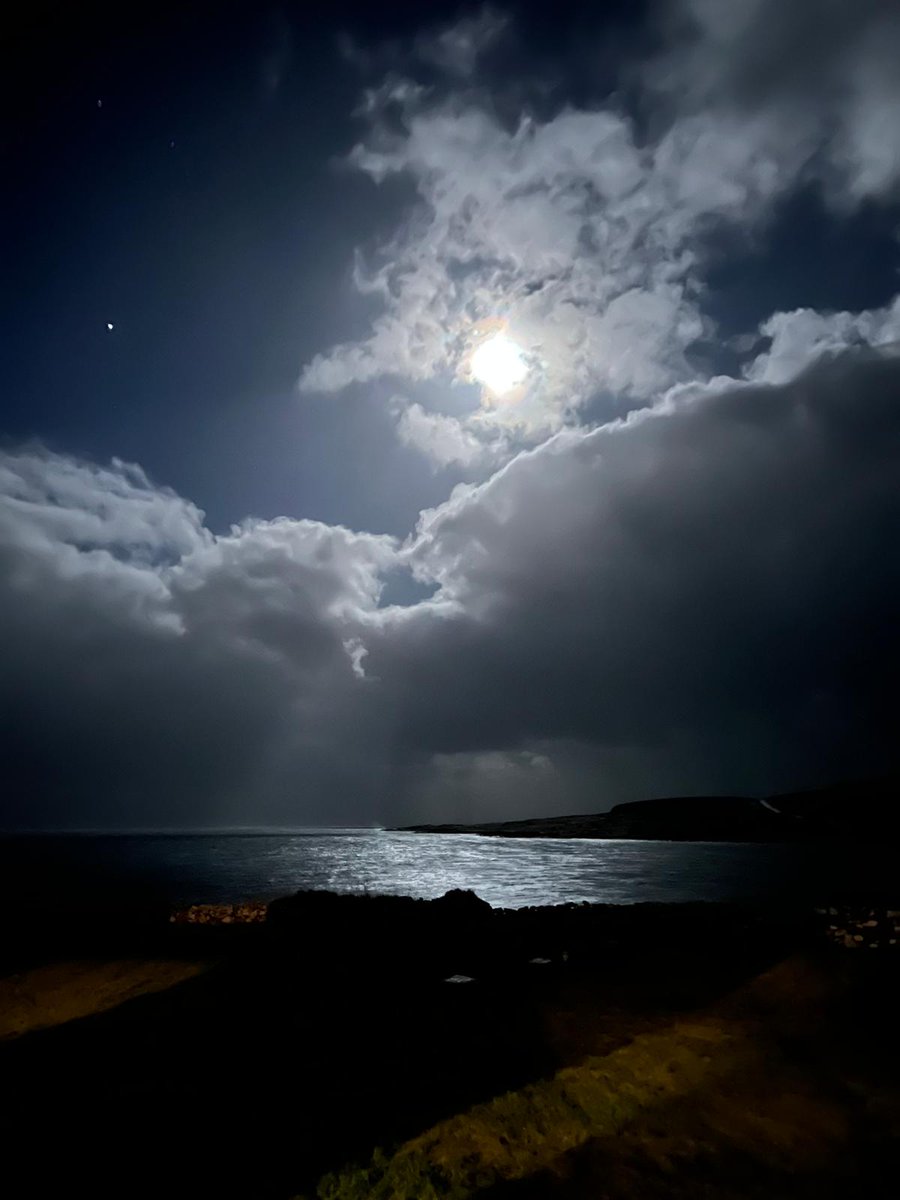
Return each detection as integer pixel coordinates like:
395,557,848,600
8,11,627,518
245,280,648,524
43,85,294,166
306,958,897,1200
311,1017,753,1199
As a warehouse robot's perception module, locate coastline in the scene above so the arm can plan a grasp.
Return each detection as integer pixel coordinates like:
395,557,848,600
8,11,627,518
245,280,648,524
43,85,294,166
395,777,900,843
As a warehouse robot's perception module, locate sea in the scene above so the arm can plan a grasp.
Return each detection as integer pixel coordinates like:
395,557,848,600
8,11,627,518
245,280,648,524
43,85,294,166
1,829,895,911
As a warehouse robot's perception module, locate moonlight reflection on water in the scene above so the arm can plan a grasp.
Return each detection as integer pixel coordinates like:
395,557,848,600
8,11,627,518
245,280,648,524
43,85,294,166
3,831,893,910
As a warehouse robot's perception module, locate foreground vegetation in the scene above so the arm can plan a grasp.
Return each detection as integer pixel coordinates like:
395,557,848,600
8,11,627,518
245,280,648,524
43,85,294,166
311,956,882,1199
0,894,897,1198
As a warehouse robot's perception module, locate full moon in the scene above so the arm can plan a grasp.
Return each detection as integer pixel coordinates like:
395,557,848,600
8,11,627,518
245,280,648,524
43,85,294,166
470,334,528,395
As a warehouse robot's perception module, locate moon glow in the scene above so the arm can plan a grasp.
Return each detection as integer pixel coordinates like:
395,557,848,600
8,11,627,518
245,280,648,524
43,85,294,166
470,334,528,395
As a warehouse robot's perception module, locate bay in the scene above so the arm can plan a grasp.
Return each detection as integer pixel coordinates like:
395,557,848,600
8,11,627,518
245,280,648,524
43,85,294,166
1,829,894,910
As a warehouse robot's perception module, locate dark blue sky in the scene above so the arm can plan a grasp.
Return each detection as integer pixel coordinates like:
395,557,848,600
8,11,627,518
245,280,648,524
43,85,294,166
6,3,454,532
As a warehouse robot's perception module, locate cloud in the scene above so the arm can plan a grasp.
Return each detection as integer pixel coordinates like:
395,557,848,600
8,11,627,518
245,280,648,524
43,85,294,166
745,296,900,385
372,344,900,797
299,101,712,425
0,448,398,828
394,398,499,468
647,0,900,202
414,8,509,78
299,0,900,473
340,8,508,82
4,6,900,829
408,748,557,826
3,332,900,828
0,451,208,563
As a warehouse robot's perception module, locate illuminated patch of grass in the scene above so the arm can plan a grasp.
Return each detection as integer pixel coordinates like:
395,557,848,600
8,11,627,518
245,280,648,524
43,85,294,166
312,1018,752,1200
0,959,208,1039
309,959,875,1200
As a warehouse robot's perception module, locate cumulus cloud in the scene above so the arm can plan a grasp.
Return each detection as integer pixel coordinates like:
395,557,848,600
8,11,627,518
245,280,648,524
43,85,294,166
394,400,487,468
299,100,713,426
0,448,398,828
746,296,900,385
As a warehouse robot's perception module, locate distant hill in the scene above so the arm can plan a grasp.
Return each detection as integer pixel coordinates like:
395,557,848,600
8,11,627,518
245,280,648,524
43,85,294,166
398,777,899,842
768,776,900,841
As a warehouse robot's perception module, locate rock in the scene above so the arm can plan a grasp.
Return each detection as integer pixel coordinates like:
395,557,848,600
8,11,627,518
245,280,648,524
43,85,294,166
433,889,492,919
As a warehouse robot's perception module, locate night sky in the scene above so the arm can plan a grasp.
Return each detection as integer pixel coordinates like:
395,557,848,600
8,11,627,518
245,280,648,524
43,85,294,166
3,0,899,829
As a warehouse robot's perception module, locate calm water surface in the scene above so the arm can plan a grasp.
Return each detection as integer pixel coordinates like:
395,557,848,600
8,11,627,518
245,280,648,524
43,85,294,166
3,830,895,909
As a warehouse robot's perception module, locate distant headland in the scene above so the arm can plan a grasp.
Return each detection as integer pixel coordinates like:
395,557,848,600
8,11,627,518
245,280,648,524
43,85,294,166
396,777,899,842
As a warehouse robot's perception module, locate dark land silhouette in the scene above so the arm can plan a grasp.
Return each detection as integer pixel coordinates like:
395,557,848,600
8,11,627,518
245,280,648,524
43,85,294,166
399,776,900,842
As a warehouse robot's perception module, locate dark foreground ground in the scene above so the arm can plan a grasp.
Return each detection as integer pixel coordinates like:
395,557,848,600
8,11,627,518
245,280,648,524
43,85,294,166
1,893,899,1199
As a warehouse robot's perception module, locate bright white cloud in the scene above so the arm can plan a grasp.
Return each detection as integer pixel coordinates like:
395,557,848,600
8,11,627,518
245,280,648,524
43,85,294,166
300,101,713,426
300,0,900,473
746,296,900,385
395,400,493,468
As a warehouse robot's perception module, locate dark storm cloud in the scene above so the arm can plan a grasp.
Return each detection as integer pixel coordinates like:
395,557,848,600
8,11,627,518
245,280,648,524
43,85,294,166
377,347,900,787
0,450,397,828
646,0,900,202
3,341,899,826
